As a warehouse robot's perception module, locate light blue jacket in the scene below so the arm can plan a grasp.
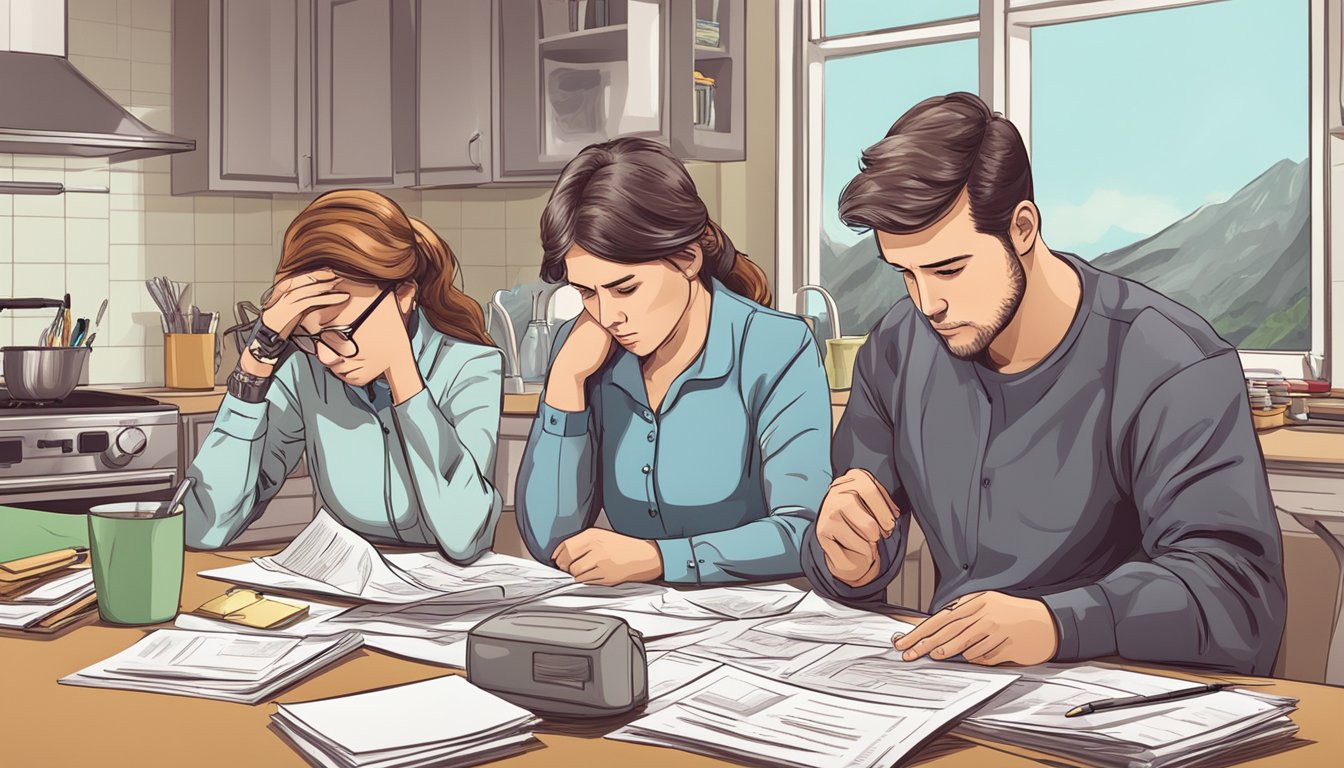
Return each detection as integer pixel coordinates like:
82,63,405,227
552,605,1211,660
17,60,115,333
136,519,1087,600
516,280,833,584
185,311,504,561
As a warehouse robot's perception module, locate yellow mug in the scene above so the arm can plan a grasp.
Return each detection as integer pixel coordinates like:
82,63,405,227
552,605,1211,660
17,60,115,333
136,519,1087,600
824,335,866,390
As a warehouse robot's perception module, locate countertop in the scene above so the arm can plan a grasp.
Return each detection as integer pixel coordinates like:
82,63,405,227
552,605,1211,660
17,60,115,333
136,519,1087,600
115,386,1343,468
3,547,1341,766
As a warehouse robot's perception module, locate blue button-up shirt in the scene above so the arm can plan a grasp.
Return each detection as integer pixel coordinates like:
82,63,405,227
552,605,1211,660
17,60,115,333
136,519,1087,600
185,311,504,562
516,280,832,584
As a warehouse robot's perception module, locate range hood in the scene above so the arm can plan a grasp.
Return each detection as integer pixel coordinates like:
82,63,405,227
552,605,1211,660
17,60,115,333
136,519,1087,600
0,1,194,162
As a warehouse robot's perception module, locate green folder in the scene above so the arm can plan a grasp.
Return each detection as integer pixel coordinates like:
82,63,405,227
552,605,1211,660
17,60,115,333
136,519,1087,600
0,505,90,563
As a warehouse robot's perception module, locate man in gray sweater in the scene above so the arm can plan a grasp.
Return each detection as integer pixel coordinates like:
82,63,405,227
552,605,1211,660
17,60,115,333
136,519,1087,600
803,92,1286,675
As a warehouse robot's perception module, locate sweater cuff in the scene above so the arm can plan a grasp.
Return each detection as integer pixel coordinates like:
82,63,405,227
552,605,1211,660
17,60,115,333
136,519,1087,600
1041,583,1119,661
212,394,270,440
655,537,700,585
540,403,589,438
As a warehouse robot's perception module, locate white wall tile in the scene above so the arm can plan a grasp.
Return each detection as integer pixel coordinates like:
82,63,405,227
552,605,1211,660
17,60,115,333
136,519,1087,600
13,218,65,262
117,0,132,26
461,191,511,229
110,170,142,196
0,219,11,263
505,191,549,229
506,227,542,266
131,61,170,94
141,172,171,196
65,190,110,219
0,315,11,348
130,27,170,64
68,55,131,92
459,228,507,266
13,263,65,296
105,280,153,346
190,282,235,321
110,210,145,244
459,266,507,306
195,210,234,244
234,197,273,245
13,169,65,216
13,316,54,347
234,244,277,283
131,0,172,31
67,264,110,309
65,219,109,263
195,245,235,283
90,346,146,385
420,193,462,230
235,282,272,308
143,208,194,245
11,156,64,170
70,0,119,24
117,25,133,59
67,19,120,58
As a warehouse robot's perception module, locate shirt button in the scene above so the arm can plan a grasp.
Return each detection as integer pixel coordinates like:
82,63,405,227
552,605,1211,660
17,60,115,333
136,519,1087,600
687,560,697,569
981,477,991,488
962,563,970,570
642,409,653,421
697,559,705,564
647,431,655,442
648,507,658,517
642,464,651,474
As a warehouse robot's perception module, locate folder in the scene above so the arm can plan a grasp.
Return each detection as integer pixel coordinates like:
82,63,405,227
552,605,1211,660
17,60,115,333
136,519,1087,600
0,547,87,582
193,588,309,630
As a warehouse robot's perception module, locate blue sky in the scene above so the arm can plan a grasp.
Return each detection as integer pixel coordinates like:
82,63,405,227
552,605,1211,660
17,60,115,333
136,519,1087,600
822,0,1308,255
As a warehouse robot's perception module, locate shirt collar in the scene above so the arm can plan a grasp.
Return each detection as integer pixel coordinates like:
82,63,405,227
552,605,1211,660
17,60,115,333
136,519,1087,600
606,278,746,411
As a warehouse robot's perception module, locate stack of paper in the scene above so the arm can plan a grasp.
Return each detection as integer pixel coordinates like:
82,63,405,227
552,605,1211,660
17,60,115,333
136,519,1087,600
0,568,97,632
59,628,363,704
271,675,541,768
610,664,1015,768
958,665,1300,768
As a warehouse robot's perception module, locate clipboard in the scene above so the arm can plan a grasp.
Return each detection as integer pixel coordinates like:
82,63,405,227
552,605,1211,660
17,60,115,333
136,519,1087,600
193,588,309,630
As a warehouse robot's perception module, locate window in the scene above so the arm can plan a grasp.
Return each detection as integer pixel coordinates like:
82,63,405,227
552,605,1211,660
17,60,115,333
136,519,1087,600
788,0,1327,372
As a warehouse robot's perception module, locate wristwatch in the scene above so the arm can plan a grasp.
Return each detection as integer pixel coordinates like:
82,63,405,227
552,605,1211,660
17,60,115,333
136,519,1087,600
246,318,287,366
227,365,272,404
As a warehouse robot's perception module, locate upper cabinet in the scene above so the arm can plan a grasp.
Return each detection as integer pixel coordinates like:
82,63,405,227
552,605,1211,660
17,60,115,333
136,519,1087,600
172,0,746,194
173,0,413,195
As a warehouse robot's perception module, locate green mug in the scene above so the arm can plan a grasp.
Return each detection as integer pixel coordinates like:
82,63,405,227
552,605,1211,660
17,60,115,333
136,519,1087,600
88,502,185,625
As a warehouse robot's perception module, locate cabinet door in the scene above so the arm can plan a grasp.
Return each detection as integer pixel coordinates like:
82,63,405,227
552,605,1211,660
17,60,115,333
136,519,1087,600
314,0,414,188
216,0,312,191
416,0,493,186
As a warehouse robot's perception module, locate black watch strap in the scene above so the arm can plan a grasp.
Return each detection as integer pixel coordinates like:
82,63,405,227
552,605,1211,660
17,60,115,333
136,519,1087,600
246,317,288,365
227,366,272,403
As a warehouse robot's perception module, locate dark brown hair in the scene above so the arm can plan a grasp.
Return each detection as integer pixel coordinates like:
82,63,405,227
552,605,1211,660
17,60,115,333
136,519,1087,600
539,137,772,307
838,92,1034,243
278,189,492,346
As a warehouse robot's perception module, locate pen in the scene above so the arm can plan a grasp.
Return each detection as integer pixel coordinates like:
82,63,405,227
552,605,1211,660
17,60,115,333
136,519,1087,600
1064,682,1233,717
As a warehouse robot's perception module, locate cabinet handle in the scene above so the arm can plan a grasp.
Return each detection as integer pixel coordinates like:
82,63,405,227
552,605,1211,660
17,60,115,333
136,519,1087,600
302,153,313,189
467,131,482,171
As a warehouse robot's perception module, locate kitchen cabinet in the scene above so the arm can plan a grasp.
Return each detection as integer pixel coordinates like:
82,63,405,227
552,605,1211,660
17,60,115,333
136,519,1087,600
179,411,317,546
415,0,494,186
172,0,414,195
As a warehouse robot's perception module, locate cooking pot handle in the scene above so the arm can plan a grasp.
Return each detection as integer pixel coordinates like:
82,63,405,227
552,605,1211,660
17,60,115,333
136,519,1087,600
0,298,65,313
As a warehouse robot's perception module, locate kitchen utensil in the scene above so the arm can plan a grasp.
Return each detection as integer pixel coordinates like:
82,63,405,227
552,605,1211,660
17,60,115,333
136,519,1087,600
490,290,526,395
43,305,64,347
795,284,866,390
61,293,71,346
83,298,109,347
87,502,184,625
518,291,552,388
1,346,91,401
68,318,88,347
158,477,193,518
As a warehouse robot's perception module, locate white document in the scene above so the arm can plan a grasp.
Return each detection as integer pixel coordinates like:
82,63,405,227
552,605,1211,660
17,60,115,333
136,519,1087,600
361,634,469,669
757,592,915,647
0,572,96,628
6,568,94,604
677,619,837,676
385,551,573,601
645,650,724,705
272,675,540,768
675,584,807,620
529,582,725,639
778,644,1019,710
610,665,1015,768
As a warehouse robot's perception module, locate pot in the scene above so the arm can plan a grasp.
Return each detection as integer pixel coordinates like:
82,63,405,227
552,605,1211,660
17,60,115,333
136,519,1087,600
1,346,91,402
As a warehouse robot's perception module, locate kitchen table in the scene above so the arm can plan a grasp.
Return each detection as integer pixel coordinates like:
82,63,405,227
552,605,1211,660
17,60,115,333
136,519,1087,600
3,549,1343,767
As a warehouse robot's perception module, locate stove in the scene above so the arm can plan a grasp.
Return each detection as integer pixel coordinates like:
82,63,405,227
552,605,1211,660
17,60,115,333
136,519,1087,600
0,388,180,512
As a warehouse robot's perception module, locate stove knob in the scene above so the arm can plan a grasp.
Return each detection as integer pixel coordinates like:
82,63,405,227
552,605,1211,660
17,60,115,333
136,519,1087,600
103,427,147,467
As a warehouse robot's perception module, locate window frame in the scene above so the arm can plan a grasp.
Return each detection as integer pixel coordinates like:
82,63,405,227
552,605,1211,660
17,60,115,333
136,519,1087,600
781,0,1332,377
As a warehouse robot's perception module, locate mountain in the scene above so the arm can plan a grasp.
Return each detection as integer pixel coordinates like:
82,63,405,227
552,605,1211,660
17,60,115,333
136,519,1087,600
818,158,1310,350
1091,158,1309,350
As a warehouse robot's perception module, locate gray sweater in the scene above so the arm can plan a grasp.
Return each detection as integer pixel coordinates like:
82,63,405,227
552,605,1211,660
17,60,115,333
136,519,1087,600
803,254,1287,675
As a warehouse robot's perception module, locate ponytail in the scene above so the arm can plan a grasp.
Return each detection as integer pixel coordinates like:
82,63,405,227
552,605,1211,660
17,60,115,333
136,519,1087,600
698,220,771,307
409,219,493,346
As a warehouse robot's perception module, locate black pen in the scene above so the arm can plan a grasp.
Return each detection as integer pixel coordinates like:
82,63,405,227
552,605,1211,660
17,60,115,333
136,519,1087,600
1064,682,1234,717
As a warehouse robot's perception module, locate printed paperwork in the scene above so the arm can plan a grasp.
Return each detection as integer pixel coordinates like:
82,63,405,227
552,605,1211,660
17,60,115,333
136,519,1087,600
271,675,541,768
0,569,96,631
59,628,363,704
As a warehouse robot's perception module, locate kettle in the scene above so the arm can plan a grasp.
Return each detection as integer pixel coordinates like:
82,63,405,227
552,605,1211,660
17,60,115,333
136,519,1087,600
489,290,526,395
490,285,584,395
795,285,866,390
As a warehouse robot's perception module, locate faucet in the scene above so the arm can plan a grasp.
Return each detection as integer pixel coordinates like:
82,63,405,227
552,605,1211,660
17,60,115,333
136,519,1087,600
490,290,525,395
794,284,842,340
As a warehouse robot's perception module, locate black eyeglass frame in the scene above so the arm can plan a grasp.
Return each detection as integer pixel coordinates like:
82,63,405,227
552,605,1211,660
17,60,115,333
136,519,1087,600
288,284,395,358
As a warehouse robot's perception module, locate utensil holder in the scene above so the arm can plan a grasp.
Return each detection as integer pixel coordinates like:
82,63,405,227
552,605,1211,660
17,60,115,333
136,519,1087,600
164,333,220,390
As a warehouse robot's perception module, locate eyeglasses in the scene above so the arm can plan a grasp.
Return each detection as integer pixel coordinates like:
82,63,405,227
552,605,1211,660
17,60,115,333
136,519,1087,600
289,285,393,358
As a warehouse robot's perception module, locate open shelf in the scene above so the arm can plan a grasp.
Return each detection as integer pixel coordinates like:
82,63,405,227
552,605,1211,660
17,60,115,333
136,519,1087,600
539,24,628,64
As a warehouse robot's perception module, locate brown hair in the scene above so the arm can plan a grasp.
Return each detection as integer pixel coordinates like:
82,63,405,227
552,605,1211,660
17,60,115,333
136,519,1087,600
839,92,1034,245
278,189,492,346
539,137,772,307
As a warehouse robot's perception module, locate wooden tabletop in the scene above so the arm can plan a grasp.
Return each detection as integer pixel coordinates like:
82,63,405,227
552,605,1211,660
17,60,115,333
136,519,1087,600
3,550,1342,767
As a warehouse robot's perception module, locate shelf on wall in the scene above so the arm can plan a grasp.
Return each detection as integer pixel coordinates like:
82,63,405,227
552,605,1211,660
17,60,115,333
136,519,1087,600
694,44,730,61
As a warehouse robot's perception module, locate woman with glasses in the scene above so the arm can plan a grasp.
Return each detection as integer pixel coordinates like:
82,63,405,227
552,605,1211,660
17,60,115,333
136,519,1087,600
185,189,505,562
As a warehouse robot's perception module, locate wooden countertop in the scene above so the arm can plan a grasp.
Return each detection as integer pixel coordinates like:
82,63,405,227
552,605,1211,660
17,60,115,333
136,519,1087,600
3,548,1341,766
120,386,542,416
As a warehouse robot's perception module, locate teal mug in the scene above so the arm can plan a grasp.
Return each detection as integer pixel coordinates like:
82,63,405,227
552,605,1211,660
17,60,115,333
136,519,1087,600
87,502,185,625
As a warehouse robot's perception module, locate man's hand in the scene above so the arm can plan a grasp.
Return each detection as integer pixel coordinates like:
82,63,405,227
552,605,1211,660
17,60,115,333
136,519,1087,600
552,529,663,586
815,469,900,587
893,591,1060,666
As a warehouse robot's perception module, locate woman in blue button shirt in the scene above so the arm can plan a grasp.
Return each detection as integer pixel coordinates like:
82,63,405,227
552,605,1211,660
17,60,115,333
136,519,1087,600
186,189,504,561
516,137,832,586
